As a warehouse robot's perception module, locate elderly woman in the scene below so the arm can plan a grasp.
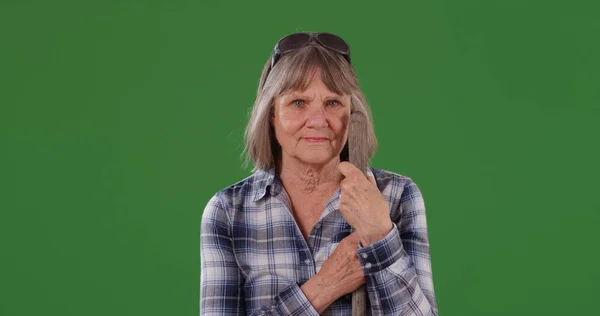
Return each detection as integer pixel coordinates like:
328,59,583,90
200,32,438,315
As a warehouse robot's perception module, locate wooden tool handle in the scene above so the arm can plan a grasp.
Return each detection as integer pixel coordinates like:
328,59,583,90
348,111,369,316
351,234,367,316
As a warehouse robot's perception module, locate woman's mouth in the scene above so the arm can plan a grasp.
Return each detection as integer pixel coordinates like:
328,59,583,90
303,137,328,142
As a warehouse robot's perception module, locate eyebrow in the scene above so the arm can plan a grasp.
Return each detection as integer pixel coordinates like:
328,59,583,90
285,92,344,100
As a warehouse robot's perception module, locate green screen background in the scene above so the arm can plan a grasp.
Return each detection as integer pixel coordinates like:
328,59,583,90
1,1,598,315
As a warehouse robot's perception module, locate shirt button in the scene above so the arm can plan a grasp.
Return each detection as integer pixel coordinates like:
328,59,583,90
365,262,372,269
304,259,311,265
361,253,368,259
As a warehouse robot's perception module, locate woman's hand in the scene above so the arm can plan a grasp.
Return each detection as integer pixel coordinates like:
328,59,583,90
301,232,365,313
338,161,394,246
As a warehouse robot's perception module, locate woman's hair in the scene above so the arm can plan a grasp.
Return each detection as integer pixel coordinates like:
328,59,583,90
242,42,378,172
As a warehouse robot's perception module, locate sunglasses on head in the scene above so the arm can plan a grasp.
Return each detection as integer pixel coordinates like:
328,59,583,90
270,32,352,70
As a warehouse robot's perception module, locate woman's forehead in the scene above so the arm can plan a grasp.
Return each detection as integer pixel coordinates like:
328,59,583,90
284,89,344,98
276,63,353,95
277,89,349,102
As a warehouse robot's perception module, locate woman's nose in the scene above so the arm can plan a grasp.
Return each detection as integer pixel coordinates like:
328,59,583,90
305,106,328,128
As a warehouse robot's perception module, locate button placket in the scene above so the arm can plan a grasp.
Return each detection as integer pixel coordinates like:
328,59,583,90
298,249,316,284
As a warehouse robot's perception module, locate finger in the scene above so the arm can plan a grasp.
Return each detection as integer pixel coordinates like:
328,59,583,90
367,175,377,186
337,161,360,178
345,231,361,244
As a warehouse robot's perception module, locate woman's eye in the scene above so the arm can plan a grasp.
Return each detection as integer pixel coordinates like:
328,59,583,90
291,99,341,107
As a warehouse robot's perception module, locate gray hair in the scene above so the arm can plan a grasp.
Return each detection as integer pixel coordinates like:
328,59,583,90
242,42,378,172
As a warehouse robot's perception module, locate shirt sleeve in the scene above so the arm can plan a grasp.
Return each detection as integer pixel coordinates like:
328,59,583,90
200,194,320,316
250,283,320,316
200,195,246,315
356,179,439,316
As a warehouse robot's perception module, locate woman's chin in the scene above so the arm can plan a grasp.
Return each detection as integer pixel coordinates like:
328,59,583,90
298,153,337,166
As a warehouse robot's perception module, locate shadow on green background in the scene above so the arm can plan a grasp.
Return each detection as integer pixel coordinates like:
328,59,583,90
1,1,598,315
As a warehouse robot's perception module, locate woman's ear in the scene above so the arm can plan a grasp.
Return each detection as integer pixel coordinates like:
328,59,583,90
270,101,276,120
269,109,275,127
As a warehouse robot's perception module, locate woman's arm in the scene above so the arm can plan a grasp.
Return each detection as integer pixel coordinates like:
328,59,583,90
356,179,439,316
200,195,246,315
201,195,333,316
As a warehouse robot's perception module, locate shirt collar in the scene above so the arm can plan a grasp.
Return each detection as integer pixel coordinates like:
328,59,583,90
252,166,376,202
251,167,277,202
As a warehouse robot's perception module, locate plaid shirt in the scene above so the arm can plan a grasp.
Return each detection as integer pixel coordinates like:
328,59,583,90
200,166,438,315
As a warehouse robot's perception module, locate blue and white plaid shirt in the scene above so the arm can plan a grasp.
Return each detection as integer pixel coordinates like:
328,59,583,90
200,166,438,315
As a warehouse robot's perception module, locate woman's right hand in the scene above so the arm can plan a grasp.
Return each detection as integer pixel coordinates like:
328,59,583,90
318,231,366,295
300,232,365,313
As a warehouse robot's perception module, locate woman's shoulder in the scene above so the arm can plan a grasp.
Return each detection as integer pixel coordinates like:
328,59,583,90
369,167,426,220
370,166,425,203
205,168,275,211
370,166,419,190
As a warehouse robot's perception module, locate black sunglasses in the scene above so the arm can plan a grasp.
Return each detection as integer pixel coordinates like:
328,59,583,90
270,32,352,70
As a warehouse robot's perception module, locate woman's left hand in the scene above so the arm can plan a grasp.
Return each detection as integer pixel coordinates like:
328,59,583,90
338,161,394,246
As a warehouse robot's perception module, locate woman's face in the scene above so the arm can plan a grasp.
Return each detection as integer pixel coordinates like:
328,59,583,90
272,68,352,167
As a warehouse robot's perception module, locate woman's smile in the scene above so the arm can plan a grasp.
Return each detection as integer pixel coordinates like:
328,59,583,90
303,137,329,142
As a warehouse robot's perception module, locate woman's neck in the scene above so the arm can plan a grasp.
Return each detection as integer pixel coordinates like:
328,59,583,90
276,157,343,195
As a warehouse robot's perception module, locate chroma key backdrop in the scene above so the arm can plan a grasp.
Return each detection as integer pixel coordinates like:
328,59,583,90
1,1,599,315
